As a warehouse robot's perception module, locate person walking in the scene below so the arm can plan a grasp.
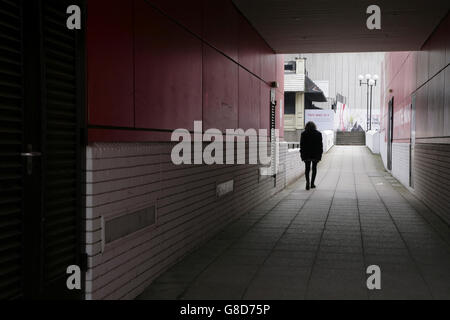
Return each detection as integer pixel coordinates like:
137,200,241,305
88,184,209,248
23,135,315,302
300,121,323,190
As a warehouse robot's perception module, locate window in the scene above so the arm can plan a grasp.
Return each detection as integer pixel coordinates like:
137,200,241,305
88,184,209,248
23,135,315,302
284,61,296,73
284,92,296,114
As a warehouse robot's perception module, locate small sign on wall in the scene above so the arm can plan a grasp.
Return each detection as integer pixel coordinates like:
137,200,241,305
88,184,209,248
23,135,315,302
305,110,335,131
216,180,234,197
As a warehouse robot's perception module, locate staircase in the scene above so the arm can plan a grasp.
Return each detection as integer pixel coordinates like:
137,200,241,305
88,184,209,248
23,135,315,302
336,131,366,145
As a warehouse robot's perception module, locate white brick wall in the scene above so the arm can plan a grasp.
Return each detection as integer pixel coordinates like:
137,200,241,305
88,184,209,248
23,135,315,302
392,142,411,188
285,149,304,186
366,131,380,154
84,142,298,300
380,132,387,169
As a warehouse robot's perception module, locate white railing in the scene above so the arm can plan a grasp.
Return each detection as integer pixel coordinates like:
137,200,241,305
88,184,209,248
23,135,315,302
366,130,380,154
322,130,334,153
286,142,300,150
285,130,334,154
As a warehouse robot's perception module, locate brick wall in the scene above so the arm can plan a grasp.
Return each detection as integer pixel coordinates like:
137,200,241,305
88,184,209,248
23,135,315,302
84,141,297,299
380,131,387,167
285,148,304,186
413,143,450,225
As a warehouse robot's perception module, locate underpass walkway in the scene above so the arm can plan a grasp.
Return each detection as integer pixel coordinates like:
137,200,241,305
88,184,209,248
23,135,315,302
138,146,450,300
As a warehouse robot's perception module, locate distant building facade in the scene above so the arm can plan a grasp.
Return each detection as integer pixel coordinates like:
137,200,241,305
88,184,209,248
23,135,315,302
283,58,327,141
285,52,384,131
284,58,306,141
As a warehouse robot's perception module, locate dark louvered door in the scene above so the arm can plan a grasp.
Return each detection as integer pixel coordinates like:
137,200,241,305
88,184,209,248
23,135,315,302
39,0,84,299
0,0,25,299
0,0,84,299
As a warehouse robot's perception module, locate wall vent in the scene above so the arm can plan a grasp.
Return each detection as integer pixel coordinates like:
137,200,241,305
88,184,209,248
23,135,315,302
104,205,157,244
216,180,234,197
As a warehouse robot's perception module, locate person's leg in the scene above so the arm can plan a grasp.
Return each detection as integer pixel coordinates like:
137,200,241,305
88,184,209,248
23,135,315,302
311,161,318,188
305,161,311,190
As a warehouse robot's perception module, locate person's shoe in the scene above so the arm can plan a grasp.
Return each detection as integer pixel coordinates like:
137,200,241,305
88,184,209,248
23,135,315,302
306,183,310,190
311,183,316,189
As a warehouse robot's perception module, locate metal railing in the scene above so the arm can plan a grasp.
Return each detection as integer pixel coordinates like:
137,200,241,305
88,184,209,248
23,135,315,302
286,142,300,150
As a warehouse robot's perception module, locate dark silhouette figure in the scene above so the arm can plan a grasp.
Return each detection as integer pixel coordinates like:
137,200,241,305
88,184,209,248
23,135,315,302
300,121,323,190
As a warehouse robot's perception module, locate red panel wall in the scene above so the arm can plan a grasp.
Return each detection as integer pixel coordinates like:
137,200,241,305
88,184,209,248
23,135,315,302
380,60,385,141
275,54,285,138
415,83,428,138
384,52,414,142
134,0,202,131
261,44,276,83
87,0,283,142
147,0,203,37
276,90,284,138
426,20,447,78
238,15,261,77
260,82,271,132
203,0,238,61
444,67,450,137
203,45,238,131
416,50,429,89
446,16,450,65
87,0,134,127
426,71,445,137
276,54,285,91
238,68,260,130
381,13,450,143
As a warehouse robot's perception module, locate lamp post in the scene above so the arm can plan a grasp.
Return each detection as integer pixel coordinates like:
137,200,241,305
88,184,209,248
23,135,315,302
358,74,378,131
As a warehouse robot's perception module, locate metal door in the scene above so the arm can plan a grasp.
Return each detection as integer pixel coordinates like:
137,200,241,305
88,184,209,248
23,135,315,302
387,97,394,171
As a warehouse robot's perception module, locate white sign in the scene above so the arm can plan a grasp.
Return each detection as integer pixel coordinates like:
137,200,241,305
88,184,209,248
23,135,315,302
305,110,335,131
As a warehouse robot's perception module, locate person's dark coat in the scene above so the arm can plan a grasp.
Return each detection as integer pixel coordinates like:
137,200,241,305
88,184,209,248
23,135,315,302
300,129,323,161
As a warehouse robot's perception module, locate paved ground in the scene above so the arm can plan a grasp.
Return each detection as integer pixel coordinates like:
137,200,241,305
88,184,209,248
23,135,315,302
138,146,450,300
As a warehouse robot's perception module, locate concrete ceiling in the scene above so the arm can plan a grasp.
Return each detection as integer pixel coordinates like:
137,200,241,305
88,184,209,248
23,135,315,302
232,0,449,53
